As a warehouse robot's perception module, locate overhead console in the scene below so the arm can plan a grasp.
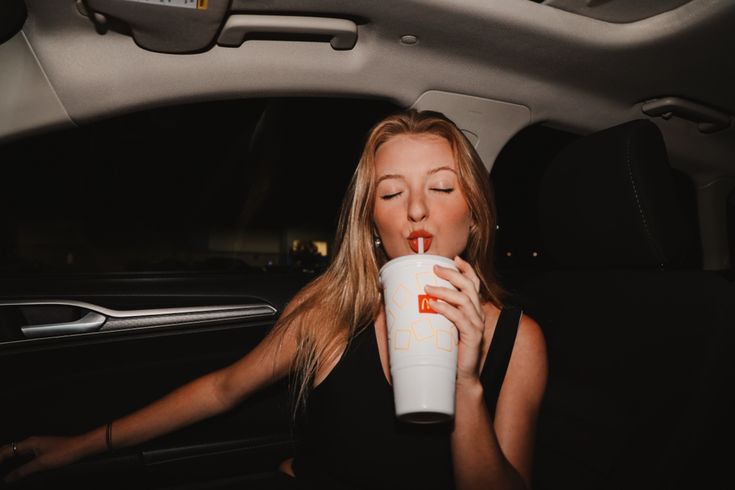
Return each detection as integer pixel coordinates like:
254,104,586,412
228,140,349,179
79,0,358,54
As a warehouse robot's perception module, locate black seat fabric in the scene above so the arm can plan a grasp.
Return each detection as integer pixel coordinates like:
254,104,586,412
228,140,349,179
523,120,735,490
538,118,701,270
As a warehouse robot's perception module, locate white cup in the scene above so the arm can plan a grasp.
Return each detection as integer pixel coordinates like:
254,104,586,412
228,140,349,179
378,254,459,424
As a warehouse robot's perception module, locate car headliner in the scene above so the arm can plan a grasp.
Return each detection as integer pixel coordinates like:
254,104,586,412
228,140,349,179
1,0,734,268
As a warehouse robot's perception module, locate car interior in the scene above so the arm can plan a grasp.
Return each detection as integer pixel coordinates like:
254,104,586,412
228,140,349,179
1,1,734,489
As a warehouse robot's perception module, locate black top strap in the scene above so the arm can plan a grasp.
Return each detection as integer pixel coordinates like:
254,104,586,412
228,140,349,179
481,307,522,418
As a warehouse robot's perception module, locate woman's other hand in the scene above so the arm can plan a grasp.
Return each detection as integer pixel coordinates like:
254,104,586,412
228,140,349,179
1,436,82,484
425,255,486,388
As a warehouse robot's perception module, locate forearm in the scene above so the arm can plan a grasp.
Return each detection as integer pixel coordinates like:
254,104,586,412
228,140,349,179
73,370,229,458
67,326,295,461
451,381,527,490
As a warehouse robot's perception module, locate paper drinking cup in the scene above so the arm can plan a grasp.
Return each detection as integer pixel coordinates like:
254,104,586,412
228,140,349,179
378,254,459,424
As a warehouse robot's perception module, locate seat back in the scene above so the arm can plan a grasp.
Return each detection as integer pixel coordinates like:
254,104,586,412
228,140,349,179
524,119,735,490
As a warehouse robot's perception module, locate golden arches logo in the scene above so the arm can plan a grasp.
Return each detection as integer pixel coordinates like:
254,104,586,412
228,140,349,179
418,294,438,314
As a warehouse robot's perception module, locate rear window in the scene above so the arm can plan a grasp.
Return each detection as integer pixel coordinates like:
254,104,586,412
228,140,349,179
0,98,399,275
491,123,579,270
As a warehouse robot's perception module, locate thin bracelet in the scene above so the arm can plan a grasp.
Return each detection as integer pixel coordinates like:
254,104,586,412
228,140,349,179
105,422,113,451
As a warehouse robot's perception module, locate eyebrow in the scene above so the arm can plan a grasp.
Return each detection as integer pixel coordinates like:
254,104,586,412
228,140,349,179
376,166,457,185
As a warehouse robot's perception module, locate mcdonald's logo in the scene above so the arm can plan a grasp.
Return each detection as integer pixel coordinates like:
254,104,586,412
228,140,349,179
418,294,438,314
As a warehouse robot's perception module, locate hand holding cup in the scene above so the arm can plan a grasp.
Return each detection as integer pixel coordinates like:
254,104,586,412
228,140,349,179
424,255,487,388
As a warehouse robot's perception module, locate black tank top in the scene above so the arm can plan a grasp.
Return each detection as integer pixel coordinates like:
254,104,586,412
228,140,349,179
291,307,522,490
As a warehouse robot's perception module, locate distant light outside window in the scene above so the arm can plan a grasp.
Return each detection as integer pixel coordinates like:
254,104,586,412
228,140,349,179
314,241,328,256
291,240,328,257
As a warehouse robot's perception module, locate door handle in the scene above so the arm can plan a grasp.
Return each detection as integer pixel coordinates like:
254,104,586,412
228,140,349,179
217,15,357,50
0,300,277,341
21,311,107,339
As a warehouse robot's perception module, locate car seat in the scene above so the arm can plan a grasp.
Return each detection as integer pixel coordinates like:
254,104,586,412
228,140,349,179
522,119,735,490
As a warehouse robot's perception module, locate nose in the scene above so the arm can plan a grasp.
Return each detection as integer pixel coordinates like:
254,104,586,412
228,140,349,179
407,191,428,223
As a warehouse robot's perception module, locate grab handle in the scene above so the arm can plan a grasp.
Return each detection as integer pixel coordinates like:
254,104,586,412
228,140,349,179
217,15,357,50
642,96,731,133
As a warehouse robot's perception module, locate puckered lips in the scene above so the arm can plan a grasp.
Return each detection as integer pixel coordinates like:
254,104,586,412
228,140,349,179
408,230,433,253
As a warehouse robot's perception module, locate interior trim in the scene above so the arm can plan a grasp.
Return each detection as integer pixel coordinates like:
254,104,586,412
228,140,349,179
0,299,277,319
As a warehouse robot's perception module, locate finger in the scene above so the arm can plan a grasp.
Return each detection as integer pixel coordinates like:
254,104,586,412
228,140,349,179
0,439,30,464
433,264,475,292
4,468,20,484
5,453,47,483
425,286,484,328
432,265,482,313
453,255,481,292
4,462,33,484
427,287,485,335
428,300,483,343
13,438,38,459
427,272,483,320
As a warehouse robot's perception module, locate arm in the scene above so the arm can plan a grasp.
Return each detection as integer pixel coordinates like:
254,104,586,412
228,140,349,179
98,321,299,451
428,257,548,490
1,306,300,483
451,315,547,490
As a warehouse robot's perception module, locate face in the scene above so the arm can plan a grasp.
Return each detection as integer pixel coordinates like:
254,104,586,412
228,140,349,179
372,133,473,260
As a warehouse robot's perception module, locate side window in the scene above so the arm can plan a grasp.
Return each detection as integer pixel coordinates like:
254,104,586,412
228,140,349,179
0,98,399,275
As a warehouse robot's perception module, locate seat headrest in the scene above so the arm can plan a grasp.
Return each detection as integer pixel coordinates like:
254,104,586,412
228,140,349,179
539,119,699,269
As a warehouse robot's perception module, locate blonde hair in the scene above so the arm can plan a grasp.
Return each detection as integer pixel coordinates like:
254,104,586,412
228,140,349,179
268,108,507,419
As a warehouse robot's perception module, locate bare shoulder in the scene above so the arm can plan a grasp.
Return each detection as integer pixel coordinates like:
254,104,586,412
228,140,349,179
516,312,547,361
508,312,548,402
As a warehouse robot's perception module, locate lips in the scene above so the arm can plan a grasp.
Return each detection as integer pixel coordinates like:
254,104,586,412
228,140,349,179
408,230,433,253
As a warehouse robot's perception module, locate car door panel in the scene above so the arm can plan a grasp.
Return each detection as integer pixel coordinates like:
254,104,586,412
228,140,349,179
0,273,311,489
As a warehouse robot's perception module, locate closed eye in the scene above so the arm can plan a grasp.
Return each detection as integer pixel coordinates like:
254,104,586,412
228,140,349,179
431,188,454,193
380,191,402,200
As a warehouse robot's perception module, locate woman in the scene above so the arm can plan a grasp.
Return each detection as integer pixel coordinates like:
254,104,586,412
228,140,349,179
1,109,547,490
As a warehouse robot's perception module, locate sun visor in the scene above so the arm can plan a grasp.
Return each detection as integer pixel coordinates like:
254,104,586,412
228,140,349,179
81,0,230,54
0,0,27,45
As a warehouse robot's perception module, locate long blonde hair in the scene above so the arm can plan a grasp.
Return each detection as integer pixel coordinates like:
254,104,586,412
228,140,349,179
268,108,507,418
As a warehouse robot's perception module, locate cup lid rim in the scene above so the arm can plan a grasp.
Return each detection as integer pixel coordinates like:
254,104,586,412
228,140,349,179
378,254,457,277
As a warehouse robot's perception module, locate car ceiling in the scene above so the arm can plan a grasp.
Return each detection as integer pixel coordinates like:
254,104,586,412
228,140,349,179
1,0,734,179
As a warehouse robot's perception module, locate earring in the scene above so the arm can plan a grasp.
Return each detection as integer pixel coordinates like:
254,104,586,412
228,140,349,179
374,236,382,248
